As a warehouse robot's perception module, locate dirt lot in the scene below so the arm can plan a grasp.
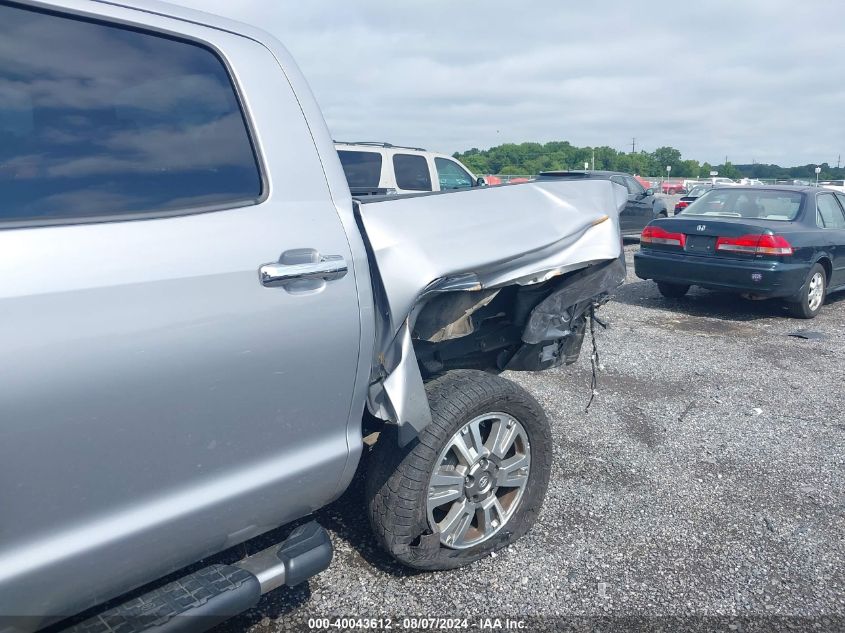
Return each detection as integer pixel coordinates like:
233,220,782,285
220,242,845,632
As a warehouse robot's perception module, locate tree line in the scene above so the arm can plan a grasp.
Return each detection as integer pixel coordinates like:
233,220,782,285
453,142,844,180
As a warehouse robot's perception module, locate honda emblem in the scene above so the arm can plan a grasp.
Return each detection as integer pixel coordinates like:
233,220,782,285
696,224,706,232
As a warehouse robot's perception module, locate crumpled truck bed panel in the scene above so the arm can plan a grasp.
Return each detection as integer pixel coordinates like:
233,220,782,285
356,179,627,338
355,179,627,440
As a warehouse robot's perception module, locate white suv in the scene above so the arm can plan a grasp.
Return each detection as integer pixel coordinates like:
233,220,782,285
335,141,482,196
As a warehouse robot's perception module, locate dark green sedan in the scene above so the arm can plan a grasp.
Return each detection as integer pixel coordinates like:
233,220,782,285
634,186,845,318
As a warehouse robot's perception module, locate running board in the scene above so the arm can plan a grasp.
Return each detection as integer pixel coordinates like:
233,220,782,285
65,522,333,633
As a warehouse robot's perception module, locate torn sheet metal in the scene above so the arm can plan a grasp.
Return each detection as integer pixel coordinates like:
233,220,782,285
412,289,501,343
522,255,626,344
357,179,627,340
358,179,627,436
367,321,431,446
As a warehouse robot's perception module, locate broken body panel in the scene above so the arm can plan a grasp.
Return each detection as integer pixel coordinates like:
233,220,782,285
355,180,628,441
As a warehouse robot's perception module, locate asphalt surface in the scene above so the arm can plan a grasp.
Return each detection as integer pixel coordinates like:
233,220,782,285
218,235,845,632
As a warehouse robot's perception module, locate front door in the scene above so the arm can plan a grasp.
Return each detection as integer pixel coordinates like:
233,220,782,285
0,3,361,620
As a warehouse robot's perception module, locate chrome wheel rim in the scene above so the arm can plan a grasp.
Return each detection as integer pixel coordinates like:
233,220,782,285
808,272,824,311
427,412,531,550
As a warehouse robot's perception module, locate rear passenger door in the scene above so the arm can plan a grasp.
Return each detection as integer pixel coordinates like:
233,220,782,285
816,193,845,287
392,153,433,193
0,3,362,620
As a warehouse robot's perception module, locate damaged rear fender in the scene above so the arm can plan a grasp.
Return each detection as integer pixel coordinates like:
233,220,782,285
359,179,627,443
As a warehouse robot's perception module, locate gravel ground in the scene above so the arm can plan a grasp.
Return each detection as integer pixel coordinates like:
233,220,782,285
218,241,845,632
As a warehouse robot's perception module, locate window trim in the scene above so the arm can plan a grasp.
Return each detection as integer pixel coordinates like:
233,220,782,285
0,0,268,230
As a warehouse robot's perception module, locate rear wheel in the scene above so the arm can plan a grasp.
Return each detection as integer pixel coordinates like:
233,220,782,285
657,282,690,298
366,370,552,570
788,264,826,319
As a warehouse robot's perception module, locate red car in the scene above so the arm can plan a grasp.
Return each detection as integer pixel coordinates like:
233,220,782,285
661,181,687,194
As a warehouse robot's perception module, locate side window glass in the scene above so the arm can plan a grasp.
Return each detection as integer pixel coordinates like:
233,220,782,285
0,3,262,225
624,176,645,196
392,154,432,191
337,151,382,189
434,158,473,190
817,194,845,229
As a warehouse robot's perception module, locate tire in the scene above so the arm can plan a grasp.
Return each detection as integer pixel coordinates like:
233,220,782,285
366,370,552,571
787,263,826,319
657,282,690,298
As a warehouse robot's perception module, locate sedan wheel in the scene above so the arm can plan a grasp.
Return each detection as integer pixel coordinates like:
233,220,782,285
807,271,825,312
788,263,826,319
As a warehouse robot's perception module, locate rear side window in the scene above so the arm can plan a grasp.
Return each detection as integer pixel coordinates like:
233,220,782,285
434,157,473,190
392,154,432,191
816,194,845,229
337,150,382,189
0,4,262,225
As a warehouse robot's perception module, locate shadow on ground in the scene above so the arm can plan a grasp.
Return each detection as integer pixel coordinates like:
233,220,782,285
613,279,791,322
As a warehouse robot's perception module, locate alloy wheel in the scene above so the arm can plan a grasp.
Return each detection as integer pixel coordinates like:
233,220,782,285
426,412,531,549
808,272,824,312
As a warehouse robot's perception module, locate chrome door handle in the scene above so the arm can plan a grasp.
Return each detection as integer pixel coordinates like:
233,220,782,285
259,255,348,288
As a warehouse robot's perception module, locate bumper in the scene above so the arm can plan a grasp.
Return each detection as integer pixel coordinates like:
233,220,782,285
634,249,809,298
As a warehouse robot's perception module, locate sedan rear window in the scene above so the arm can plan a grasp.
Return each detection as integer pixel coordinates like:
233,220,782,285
337,150,382,189
679,189,803,221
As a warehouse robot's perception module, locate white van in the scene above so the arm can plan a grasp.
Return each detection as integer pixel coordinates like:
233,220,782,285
335,141,483,196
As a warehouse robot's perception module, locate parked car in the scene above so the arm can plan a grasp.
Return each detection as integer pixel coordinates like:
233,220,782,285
661,181,687,194
335,142,483,196
634,186,845,318
820,180,845,194
673,184,715,214
538,171,669,236
0,2,627,631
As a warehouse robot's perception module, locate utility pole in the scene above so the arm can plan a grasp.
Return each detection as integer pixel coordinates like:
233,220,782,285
631,137,636,154
838,154,841,169
591,148,595,171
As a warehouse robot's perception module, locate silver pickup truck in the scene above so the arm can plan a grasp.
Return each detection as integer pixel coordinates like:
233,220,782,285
0,1,627,631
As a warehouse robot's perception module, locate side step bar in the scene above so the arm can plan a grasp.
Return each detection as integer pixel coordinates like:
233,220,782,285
65,522,333,633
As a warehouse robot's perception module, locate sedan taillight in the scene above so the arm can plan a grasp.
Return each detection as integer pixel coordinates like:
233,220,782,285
641,225,686,247
715,234,793,256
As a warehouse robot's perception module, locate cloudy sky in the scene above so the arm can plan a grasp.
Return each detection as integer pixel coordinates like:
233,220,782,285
174,0,844,167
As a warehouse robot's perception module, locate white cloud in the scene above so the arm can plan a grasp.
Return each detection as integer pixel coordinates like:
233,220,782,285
173,0,845,167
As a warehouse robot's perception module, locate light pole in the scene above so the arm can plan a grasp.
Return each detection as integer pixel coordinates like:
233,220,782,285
815,166,821,185
666,165,671,190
